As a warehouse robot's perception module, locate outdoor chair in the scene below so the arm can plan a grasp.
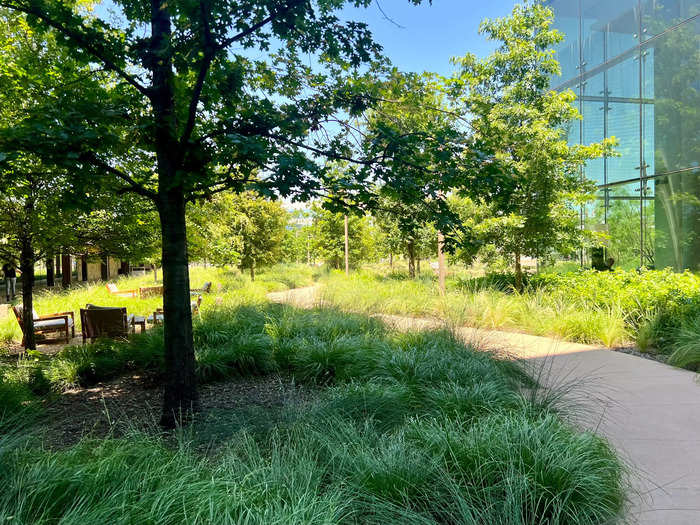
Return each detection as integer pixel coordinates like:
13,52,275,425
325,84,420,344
105,283,138,298
138,285,163,298
190,281,212,295
80,305,129,344
148,296,202,325
12,305,75,345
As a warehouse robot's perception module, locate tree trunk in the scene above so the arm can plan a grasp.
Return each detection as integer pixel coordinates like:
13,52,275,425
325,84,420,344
407,241,416,279
20,238,36,351
153,264,158,282
437,231,446,296
61,254,71,288
46,257,55,287
55,254,61,278
81,256,88,282
344,214,349,276
417,257,421,275
389,253,393,269
250,262,255,281
158,191,199,428
514,251,523,293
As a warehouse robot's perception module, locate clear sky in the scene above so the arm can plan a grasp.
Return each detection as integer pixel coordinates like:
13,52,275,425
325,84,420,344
339,0,520,76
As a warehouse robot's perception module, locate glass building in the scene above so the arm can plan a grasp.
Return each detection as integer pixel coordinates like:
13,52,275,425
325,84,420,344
546,1,700,271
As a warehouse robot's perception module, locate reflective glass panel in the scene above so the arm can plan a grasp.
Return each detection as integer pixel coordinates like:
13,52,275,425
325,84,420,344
548,0,581,83
642,17,700,175
654,170,700,271
604,182,642,269
581,0,640,69
641,0,700,41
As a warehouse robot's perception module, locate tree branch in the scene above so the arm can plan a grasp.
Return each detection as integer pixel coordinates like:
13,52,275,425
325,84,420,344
0,1,150,97
79,152,157,200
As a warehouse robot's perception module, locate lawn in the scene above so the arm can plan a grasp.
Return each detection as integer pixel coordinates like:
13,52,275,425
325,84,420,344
319,267,700,370
0,265,626,525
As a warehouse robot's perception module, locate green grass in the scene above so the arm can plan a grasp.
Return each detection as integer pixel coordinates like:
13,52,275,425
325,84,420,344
0,274,626,524
0,263,320,347
319,267,700,359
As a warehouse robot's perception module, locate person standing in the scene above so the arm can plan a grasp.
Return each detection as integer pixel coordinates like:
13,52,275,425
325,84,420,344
2,260,20,302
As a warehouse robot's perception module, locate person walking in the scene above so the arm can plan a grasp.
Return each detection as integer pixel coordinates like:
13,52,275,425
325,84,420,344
2,259,20,302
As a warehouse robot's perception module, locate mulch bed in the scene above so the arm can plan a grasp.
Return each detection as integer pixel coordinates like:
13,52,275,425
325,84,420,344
40,373,319,450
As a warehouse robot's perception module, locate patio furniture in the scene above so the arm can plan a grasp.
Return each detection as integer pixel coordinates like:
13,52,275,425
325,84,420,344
138,285,163,298
190,281,212,295
106,283,138,298
130,315,147,333
12,305,75,345
148,296,202,325
80,305,129,344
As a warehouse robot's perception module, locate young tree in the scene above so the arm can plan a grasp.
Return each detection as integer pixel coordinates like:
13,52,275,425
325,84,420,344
310,204,374,269
0,0,434,426
450,3,614,291
229,192,287,280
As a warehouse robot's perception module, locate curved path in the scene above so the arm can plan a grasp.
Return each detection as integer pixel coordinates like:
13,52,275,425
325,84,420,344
268,286,700,525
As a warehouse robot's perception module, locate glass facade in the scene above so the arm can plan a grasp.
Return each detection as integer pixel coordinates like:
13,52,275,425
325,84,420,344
547,1,700,271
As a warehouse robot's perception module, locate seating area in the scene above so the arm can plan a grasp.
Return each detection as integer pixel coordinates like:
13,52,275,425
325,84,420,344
9,281,211,349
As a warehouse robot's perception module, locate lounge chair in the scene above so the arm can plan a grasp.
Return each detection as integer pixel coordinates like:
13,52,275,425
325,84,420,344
190,282,212,295
80,305,129,344
138,285,163,298
12,306,75,345
105,283,138,298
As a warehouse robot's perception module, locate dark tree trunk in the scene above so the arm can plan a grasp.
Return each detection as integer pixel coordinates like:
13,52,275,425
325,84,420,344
514,251,523,293
46,257,55,287
100,257,109,280
120,260,130,275
55,254,61,278
158,191,199,428
250,262,255,281
81,256,88,281
61,254,71,289
20,238,36,351
407,241,416,279
417,257,421,275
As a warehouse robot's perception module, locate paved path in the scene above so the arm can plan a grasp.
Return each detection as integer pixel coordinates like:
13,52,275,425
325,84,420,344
268,286,700,525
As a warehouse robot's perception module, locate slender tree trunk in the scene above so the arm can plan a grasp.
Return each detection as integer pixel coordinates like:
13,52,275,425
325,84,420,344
407,241,416,279
20,238,36,351
153,264,158,282
46,257,55,287
81,256,88,282
55,254,61,278
250,262,255,281
61,254,71,289
417,257,421,275
158,191,198,427
344,214,349,276
437,231,446,296
389,253,393,269
150,0,198,428
514,251,523,293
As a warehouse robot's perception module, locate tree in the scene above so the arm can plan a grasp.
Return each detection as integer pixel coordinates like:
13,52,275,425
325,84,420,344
0,0,434,427
450,3,614,291
229,192,287,280
310,204,374,269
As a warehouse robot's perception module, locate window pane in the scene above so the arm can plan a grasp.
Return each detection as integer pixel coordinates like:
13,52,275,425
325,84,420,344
654,170,700,271
604,182,642,269
642,17,700,175
641,0,700,41
581,0,640,69
548,0,581,83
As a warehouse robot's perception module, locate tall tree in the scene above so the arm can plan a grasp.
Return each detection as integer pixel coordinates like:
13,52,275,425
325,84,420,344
0,0,437,426
450,2,614,291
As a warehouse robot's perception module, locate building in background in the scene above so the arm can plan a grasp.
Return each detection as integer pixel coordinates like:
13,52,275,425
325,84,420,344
546,0,699,271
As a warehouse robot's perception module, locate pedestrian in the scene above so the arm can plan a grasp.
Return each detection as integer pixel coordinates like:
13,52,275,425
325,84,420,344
2,259,20,302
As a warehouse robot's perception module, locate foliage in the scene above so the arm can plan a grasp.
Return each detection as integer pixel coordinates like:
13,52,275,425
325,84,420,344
449,3,615,289
0,292,625,525
310,204,376,269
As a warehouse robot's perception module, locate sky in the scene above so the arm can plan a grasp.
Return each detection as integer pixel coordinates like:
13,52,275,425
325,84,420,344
338,0,520,76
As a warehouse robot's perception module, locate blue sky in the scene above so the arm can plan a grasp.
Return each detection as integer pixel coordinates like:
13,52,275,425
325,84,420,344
339,0,520,76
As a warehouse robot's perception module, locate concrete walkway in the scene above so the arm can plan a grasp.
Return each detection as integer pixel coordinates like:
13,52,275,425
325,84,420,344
268,286,700,525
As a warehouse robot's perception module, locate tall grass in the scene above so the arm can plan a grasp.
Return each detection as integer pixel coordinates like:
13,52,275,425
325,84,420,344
0,297,627,524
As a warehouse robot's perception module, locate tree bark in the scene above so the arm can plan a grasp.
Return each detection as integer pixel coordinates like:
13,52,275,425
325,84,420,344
389,253,393,269
417,257,421,275
20,237,36,351
514,251,523,293
158,191,199,428
437,231,446,296
46,257,55,287
344,214,349,276
407,241,416,279
61,254,71,288
250,262,255,281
